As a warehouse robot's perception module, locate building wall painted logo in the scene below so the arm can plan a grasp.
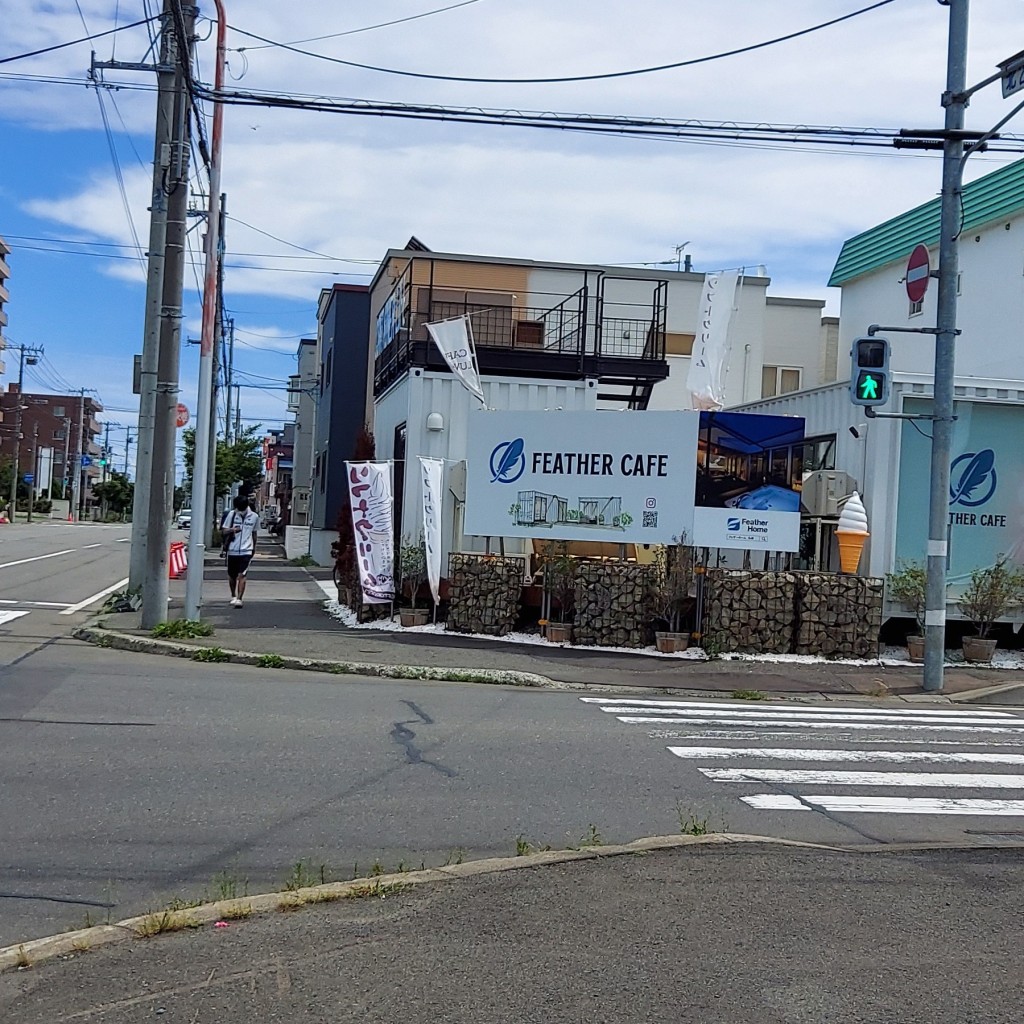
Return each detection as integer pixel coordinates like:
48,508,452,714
949,449,997,507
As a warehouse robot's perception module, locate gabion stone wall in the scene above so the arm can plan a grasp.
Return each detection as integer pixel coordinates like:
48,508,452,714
703,570,798,655
703,569,883,658
796,573,883,659
574,562,656,648
446,554,523,636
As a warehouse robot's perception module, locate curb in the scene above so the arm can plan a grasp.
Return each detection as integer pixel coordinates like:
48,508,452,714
0,833,839,973
73,626,557,688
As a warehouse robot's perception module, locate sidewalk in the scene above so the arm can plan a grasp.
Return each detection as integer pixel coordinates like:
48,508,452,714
93,547,1024,701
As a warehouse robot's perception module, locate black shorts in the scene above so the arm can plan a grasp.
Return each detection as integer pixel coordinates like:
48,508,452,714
226,554,253,579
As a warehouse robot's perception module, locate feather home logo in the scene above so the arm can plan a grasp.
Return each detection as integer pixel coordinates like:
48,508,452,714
949,449,997,508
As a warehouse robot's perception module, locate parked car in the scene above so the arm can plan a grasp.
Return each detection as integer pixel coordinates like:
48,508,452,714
176,508,192,529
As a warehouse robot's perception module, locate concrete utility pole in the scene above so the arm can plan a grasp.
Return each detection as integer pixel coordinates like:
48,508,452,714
922,0,968,691
62,416,71,502
26,424,38,523
141,0,195,628
204,192,227,549
129,0,178,591
223,317,235,442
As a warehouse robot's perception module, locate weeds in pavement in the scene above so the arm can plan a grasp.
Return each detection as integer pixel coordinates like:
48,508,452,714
731,688,767,701
152,619,213,640
574,824,604,849
676,802,724,836
191,647,230,663
256,653,286,669
515,835,553,856
70,938,92,954
221,903,252,921
211,871,249,902
14,946,31,969
701,632,725,660
442,848,466,866
290,555,318,567
283,860,332,891
134,910,201,937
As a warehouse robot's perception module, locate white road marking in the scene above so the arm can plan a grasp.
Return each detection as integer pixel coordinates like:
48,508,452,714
314,578,336,601
601,707,1007,726
617,716,1024,734
0,599,74,608
581,697,1013,718
60,577,130,616
0,549,77,570
0,610,30,626
701,767,1024,788
83,543,102,549
668,746,1024,765
115,538,130,543
742,794,1024,815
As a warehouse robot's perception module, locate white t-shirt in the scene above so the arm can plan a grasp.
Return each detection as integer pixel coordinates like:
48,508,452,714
222,508,259,555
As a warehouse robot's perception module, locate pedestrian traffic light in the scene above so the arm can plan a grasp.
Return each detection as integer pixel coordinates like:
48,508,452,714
850,336,891,407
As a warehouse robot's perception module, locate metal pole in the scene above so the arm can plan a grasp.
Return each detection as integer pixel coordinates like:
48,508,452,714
8,347,25,518
100,421,111,519
71,390,86,523
62,416,71,506
124,433,133,475
204,192,226,549
223,317,234,442
924,0,969,692
185,0,227,621
141,1,194,628
26,424,38,523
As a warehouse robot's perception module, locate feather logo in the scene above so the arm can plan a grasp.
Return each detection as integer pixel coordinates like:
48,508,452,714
949,449,997,507
489,438,526,484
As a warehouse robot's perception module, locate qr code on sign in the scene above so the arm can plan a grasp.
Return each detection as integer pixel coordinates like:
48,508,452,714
642,510,658,528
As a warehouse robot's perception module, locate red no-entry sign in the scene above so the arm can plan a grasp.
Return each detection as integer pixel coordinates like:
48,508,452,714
906,244,931,303
175,403,190,429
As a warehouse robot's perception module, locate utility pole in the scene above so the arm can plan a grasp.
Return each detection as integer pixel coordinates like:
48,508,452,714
62,416,71,505
26,423,38,523
234,385,241,440
124,432,133,475
204,192,227,548
99,421,111,518
7,344,41,518
223,317,235,442
184,0,227,621
141,0,195,628
126,0,178,592
71,390,86,523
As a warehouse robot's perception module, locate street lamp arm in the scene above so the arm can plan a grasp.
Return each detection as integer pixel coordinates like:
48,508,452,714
962,93,1024,167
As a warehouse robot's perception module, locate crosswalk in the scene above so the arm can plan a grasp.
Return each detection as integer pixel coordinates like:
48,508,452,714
580,696,1024,818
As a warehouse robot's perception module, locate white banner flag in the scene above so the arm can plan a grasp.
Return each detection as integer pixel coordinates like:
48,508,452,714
419,457,444,606
425,316,486,406
686,271,740,411
345,461,395,604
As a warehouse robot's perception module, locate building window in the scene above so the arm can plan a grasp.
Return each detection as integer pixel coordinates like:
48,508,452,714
53,405,65,418
801,435,836,472
53,429,65,440
909,298,923,317
325,349,333,387
761,366,802,398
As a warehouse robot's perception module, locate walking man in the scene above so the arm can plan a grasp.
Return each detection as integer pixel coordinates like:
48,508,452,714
222,494,259,607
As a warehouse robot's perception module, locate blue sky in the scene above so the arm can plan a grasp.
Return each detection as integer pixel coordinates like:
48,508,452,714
3,1,1023,479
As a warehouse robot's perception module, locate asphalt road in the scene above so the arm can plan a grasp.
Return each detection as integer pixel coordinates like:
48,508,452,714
0,520,132,666
4,844,1023,1023
5,623,1024,948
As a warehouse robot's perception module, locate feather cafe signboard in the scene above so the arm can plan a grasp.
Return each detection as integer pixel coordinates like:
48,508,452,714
464,411,700,545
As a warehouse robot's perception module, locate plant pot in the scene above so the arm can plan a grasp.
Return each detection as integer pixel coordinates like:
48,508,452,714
400,608,431,628
545,622,573,644
963,635,998,664
655,631,690,654
906,635,925,663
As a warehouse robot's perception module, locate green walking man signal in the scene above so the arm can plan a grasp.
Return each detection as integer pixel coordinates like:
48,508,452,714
850,336,891,407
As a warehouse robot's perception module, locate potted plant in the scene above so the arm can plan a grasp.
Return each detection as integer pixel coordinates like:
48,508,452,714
540,542,577,643
651,539,695,653
398,536,430,627
886,561,927,663
958,557,1024,663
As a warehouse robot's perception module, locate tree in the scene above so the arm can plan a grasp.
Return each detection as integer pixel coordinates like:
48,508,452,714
92,470,134,516
182,425,264,500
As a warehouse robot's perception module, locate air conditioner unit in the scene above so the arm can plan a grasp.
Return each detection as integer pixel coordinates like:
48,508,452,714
801,470,856,518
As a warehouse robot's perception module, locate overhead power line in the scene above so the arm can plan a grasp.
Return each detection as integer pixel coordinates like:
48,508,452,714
0,16,158,65
226,1,897,85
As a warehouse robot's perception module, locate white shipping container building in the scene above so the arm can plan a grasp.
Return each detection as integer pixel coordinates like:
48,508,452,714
737,158,1024,623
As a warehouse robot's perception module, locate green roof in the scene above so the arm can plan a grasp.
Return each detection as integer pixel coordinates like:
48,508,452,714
828,158,1024,286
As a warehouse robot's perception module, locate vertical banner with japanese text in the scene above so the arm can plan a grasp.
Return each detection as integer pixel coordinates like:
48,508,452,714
686,270,740,411
419,457,444,606
345,461,395,603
